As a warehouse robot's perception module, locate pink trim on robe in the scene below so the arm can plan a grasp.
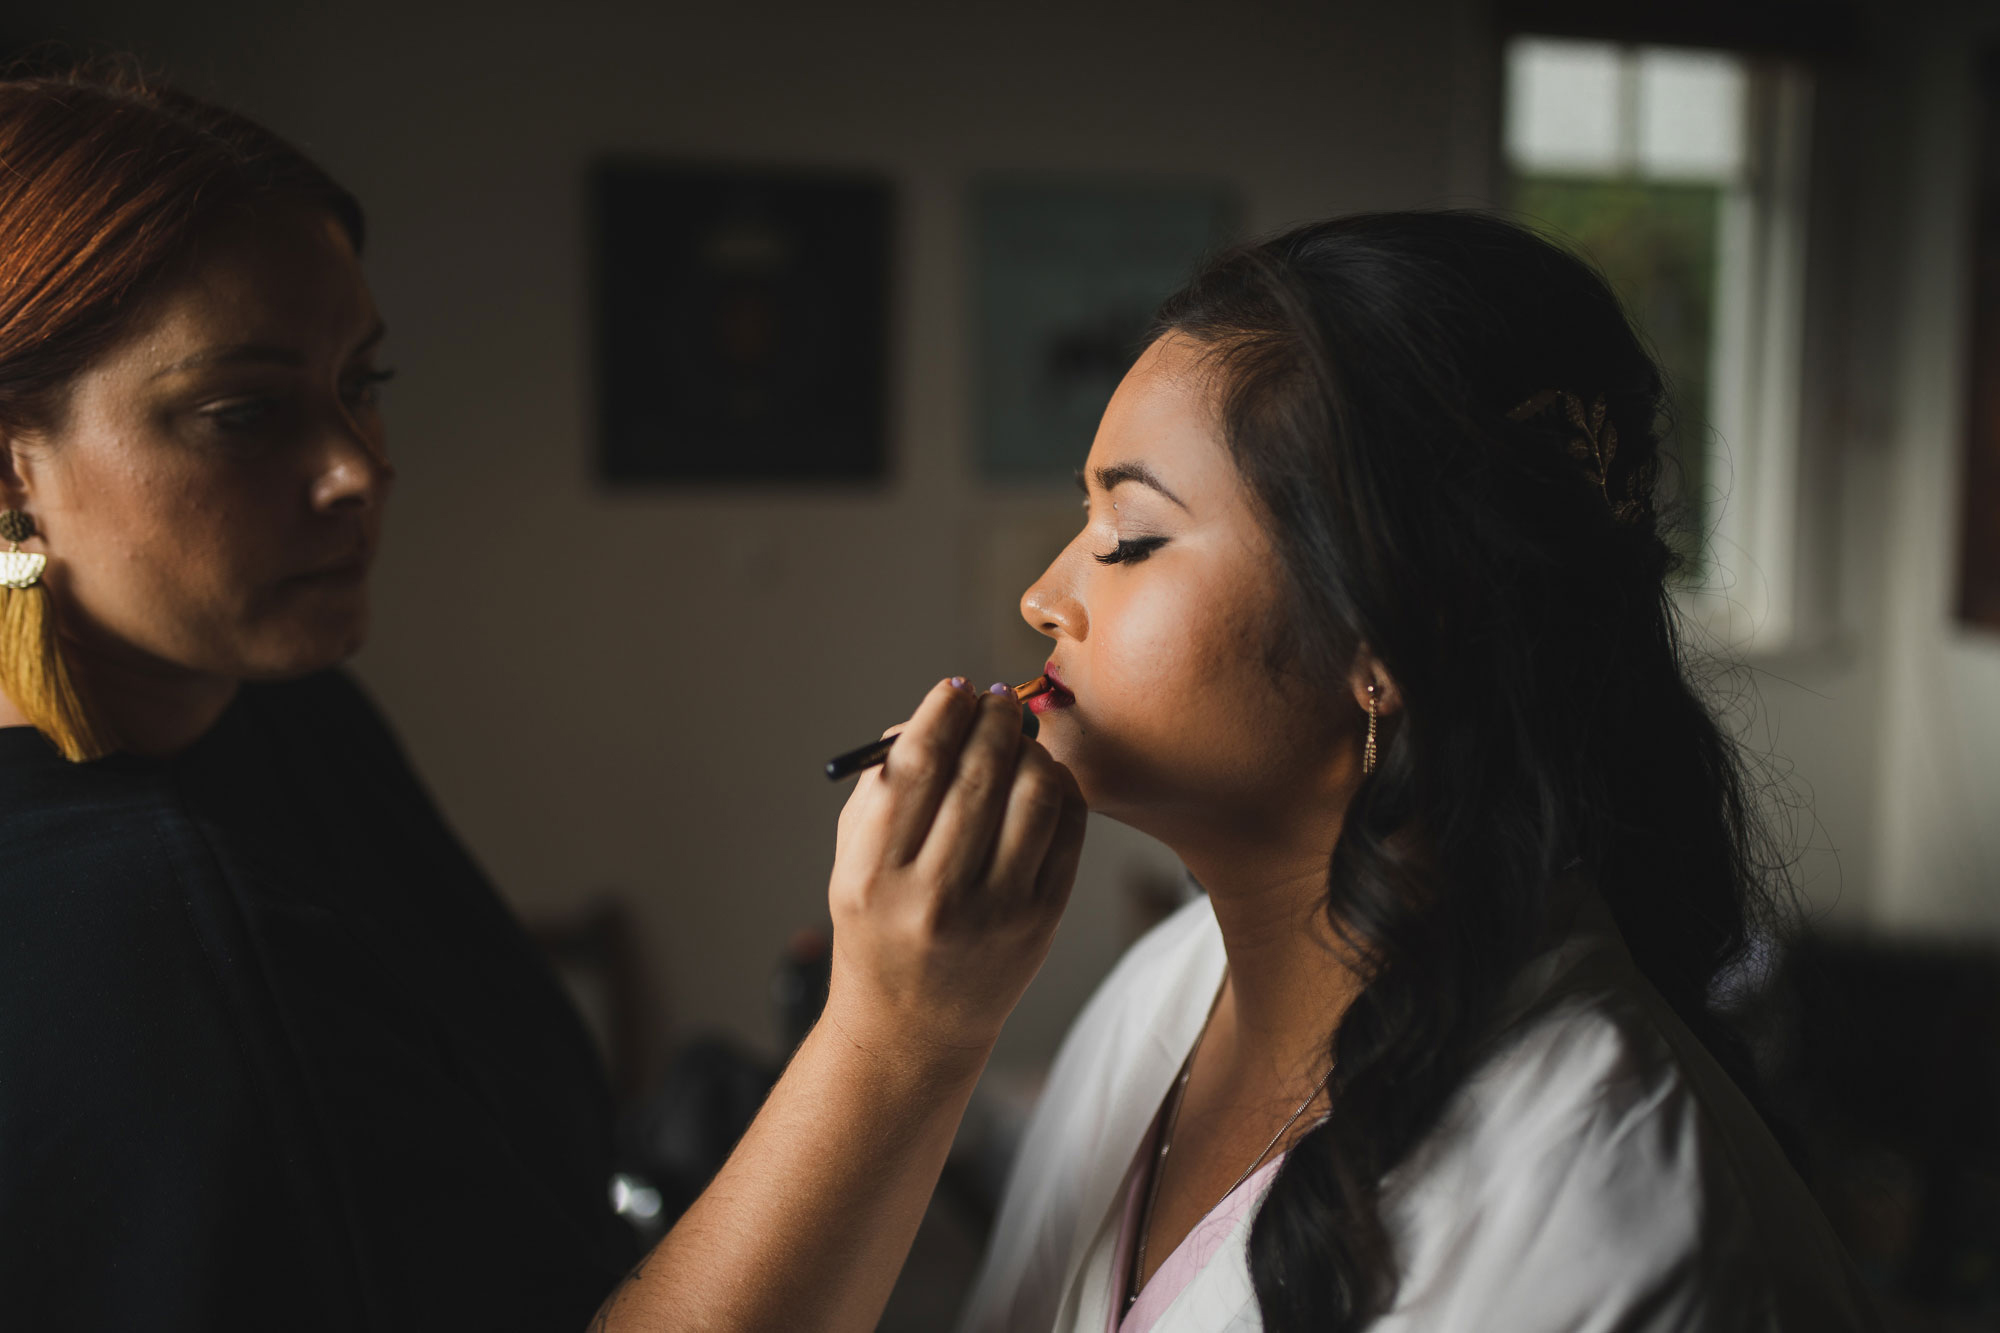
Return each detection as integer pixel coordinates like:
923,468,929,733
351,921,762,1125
1108,1144,1287,1333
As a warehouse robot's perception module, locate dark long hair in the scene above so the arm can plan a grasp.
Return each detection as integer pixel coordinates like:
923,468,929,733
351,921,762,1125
1154,211,1787,1331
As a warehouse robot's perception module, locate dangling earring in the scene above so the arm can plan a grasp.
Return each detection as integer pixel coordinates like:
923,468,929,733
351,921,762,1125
1363,683,1379,775
0,509,107,762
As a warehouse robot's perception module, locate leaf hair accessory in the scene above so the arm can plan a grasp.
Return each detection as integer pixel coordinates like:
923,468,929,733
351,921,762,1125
1505,388,1650,525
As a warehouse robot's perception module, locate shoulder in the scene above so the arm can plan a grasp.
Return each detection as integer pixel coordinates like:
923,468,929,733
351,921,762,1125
0,745,267,1185
1376,988,1705,1329
0,791,312,1321
0,734,205,979
0,716,286,1110
1379,940,1876,1331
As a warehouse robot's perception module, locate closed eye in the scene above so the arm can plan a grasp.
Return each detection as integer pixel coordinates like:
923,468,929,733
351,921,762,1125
343,367,397,410
1094,536,1168,565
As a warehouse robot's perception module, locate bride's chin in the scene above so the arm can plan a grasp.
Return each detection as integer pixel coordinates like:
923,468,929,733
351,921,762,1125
1036,726,1188,826
1055,765,1164,831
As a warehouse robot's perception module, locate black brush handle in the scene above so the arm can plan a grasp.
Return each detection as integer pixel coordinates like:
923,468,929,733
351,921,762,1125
823,707,1039,782
824,734,897,781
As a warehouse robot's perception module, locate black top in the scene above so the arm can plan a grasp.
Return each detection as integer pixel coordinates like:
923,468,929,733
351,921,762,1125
0,672,637,1331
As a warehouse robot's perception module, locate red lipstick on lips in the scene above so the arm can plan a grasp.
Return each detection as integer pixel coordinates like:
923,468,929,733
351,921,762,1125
1030,661,1076,714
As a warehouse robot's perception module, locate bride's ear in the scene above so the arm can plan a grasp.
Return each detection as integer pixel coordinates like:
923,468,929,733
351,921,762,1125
0,429,27,505
1346,650,1402,717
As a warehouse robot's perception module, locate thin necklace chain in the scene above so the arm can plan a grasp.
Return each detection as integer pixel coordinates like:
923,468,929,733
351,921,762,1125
1126,976,1334,1311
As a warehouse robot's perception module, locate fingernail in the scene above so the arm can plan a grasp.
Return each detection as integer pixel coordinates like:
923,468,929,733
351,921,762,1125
949,676,967,690
987,682,1011,695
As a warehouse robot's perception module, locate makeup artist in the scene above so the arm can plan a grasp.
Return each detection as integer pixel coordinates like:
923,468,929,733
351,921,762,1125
0,67,1084,1333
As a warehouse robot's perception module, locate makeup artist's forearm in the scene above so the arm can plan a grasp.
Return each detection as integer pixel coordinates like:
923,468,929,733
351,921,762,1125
591,1008,986,1333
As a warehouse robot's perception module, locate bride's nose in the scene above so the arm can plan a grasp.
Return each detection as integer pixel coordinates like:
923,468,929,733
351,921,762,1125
1021,552,1085,642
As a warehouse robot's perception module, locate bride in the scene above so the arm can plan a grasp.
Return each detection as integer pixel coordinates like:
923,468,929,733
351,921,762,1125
960,211,1878,1333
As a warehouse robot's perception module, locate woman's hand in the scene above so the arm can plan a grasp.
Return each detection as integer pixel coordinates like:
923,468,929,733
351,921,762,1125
590,677,1084,1333
824,677,1087,1075
593,678,1083,1333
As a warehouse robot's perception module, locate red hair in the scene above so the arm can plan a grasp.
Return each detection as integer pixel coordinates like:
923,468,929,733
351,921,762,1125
0,61,364,431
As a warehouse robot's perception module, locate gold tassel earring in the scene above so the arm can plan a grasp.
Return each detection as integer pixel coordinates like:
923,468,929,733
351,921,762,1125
1363,683,1379,775
0,509,108,762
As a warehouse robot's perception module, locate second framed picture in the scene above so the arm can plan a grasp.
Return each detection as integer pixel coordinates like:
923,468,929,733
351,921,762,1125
972,178,1238,483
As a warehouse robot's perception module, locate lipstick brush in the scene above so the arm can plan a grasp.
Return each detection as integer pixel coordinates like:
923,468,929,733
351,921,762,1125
824,676,1053,781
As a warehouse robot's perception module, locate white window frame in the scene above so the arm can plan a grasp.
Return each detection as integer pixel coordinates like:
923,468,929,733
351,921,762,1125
1689,63,1816,654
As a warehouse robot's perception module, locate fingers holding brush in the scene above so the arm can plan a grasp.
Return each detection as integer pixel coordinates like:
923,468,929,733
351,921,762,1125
987,738,1084,921
916,685,1036,893
854,676,979,867
826,676,1087,1059
823,674,1050,781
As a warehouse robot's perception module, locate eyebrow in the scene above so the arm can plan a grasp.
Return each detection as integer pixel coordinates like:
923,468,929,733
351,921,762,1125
1078,461,1189,512
152,320,389,379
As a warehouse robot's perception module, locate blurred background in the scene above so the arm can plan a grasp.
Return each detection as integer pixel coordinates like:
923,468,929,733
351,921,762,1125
9,0,1999,1326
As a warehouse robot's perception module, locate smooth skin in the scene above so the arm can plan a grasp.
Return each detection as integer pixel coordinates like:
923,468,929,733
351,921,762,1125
1020,333,1400,1295
0,203,1088,1333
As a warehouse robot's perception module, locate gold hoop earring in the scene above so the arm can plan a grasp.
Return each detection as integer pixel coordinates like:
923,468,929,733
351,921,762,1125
0,509,108,762
1363,683,1379,775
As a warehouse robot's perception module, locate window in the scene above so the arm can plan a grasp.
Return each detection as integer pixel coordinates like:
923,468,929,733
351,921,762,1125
1506,37,1815,649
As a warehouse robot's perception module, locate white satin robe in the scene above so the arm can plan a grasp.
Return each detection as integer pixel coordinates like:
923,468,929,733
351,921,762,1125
957,894,1880,1333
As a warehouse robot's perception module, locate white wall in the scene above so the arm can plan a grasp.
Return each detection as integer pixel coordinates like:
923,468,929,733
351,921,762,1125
1738,0,2000,941
1866,6,2000,934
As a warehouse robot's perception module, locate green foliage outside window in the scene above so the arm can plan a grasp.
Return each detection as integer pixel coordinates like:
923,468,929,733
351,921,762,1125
1512,177,1723,569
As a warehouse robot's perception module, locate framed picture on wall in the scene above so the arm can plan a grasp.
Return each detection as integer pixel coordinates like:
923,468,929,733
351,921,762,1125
1961,47,2000,631
972,179,1238,483
590,161,893,484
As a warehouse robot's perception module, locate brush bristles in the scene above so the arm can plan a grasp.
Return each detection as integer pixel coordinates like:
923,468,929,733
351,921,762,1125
1012,675,1052,702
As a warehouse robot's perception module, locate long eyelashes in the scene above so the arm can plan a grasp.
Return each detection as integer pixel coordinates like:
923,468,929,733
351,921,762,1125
345,367,397,409
1094,536,1168,565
